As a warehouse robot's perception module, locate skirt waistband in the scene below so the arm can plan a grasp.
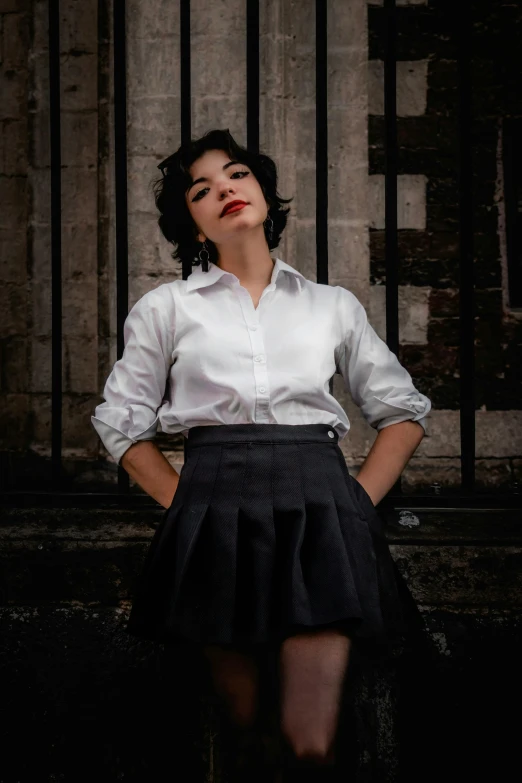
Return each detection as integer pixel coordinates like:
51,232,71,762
186,423,339,449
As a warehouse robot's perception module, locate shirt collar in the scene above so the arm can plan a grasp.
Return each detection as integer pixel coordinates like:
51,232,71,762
185,256,305,294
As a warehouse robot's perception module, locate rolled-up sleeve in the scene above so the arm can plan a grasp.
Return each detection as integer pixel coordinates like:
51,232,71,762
91,289,173,464
336,288,431,433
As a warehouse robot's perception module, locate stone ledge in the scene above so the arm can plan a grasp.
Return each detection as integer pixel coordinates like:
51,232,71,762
0,507,521,607
2,506,521,540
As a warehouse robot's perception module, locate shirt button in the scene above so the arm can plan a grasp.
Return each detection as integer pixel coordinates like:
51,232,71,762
259,387,266,393
254,355,264,362
328,431,335,438
249,325,258,331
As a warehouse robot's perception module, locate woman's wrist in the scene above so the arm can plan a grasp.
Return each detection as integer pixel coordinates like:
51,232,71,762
160,474,180,509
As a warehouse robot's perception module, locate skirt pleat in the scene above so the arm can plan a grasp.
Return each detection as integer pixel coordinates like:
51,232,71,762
125,423,409,650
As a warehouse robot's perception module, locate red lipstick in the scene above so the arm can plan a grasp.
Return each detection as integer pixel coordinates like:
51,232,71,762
221,200,248,217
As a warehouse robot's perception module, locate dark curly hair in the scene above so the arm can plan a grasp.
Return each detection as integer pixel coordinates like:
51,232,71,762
151,128,293,277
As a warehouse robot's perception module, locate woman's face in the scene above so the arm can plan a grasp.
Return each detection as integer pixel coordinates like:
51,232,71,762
185,148,270,246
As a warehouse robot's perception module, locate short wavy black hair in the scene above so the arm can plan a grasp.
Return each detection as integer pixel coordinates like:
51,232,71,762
151,128,293,274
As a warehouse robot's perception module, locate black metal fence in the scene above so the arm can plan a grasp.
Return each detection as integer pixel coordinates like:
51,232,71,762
14,0,517,507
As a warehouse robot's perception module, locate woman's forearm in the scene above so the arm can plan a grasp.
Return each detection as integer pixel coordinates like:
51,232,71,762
120,441,180,509
355,420,425,506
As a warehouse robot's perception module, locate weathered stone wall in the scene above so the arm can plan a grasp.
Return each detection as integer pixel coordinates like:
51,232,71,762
1,0,521,491
1,505,520,780
366,0,522,490
1,0,31,453
1,0,110,485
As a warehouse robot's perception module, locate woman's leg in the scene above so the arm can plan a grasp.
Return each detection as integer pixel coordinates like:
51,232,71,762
278,627,351,779
203,643,260,728
202,643,269,781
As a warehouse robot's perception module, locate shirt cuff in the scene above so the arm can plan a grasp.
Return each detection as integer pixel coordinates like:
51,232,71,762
376,413,428,434
91,415,159,464
366,391,431,434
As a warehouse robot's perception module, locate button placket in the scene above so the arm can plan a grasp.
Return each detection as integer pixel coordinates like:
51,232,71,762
253,353,270,421
235,285,271,422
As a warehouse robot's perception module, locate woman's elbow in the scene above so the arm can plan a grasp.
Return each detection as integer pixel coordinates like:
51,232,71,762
120,439,157,471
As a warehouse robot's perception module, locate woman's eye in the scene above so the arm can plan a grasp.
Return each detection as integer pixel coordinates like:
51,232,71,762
193,170,249,201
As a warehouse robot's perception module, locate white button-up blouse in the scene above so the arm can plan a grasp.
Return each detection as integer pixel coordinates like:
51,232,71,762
91,257,431,464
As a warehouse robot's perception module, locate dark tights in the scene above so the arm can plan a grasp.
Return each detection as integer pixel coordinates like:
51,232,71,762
202,627,352,782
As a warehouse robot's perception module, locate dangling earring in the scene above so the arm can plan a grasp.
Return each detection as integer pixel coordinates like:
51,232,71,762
198,239,210,272
264,214,274,242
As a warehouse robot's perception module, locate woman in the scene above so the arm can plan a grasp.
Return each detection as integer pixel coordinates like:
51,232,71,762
92,128,431,782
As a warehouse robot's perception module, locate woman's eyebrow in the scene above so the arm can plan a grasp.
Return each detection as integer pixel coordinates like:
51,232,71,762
189,160,240,191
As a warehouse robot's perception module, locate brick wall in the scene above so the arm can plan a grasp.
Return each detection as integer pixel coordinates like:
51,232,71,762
1,0,520,491
1,0,108,483
1,0,30,453
367,0,522,490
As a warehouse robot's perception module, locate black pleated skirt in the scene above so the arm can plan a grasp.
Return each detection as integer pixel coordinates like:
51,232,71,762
125,423,408,651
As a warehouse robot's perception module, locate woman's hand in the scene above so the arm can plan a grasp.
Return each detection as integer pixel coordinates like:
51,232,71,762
354,420,425,506
121,441,180,508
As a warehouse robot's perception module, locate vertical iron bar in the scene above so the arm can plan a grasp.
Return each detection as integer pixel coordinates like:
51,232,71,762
49,0,62,488
502,119,522,308
316,0,328,287
383,0,401,496
315,2,332,395
456,2,476,491
180,0,191,153
246,0,260,154
180,0,191,467
113,0,130,492
383,0,399,357
180,0,191,287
